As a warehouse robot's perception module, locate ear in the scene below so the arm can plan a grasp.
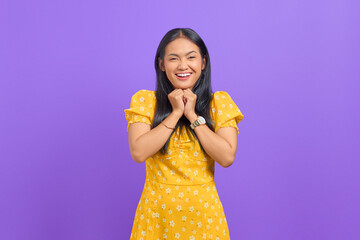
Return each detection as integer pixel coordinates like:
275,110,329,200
158,57,165,71
201,55,206,70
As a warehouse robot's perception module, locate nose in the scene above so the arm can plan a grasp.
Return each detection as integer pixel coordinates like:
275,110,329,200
177,59,188,70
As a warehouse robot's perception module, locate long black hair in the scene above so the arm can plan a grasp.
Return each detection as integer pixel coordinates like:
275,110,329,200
152,28,214,154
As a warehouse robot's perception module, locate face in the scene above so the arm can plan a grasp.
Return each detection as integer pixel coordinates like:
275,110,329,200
159,37,206,90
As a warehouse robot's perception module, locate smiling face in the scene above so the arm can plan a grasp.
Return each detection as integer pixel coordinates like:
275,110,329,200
159,37,206,90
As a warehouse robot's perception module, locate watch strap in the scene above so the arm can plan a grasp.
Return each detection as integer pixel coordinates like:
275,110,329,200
190,116,205,129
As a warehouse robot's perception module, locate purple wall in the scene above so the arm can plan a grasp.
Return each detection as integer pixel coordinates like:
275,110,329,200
1,0,359,239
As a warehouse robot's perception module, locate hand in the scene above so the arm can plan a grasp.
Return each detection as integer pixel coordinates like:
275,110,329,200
168,89,185,118
183,88,198,122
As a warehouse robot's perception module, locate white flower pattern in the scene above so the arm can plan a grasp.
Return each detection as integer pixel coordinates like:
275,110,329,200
125,90,243,240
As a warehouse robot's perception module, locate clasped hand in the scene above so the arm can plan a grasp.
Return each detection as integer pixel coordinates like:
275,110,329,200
168,88,197,121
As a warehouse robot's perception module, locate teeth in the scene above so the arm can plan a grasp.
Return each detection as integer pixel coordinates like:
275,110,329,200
176,73,191,77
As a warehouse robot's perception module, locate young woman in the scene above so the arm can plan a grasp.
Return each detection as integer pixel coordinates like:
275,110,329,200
124,28,244,240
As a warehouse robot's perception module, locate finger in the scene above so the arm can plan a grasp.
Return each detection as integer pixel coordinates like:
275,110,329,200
184,92,195,100
184,88,193,94
171,88,182,94
184,89,195,97
170,89,182,96
175,92,184,101
170,89,183,98
176,91,184,98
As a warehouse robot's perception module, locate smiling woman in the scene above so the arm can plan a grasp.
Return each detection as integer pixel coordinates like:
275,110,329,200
124,28,244,239
158,38,206,91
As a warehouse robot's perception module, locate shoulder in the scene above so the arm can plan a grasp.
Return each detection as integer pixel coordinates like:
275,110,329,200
128,89,156,111
131,89,156,99
212,91,231,100
211,90,241,115
130,89,156,104
210,91,244,131
211,91,234,106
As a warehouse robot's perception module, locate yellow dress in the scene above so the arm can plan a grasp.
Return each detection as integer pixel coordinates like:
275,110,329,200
124,90,244,240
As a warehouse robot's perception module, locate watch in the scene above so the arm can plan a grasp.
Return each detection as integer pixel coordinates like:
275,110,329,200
190,116,206,129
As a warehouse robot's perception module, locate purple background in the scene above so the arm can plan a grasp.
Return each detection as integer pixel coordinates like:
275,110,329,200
1,0,359,239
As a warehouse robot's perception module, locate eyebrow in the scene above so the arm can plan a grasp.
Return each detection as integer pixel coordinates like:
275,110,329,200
167,51,197,57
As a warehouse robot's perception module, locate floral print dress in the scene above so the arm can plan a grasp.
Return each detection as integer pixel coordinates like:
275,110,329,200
124,90,244,240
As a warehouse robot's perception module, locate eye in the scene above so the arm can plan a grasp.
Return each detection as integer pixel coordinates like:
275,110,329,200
169,58,177,61
188,56,195,59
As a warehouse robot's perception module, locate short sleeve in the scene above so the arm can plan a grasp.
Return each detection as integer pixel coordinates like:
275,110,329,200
124,90,156,131
211,91,244,134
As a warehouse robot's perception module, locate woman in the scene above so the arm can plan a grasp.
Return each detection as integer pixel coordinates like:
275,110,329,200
124,28,244,240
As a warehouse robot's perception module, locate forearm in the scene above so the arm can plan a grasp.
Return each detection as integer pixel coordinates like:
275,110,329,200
193,125,236,167
186,111,236,167
130,112,181,163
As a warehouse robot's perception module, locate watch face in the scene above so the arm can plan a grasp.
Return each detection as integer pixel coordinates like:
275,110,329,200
198,116,206,124
191,116,206,129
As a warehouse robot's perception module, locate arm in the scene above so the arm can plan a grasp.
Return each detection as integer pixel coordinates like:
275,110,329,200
188,114,237,168
127,89,185,163
183,89,240,168
128,112,181,163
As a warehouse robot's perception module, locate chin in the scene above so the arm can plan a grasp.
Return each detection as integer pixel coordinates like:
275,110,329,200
176,85,193,90
171,81,195,90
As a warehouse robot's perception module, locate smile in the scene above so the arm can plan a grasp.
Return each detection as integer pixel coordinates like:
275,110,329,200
176,73,192,77
175,73,192,80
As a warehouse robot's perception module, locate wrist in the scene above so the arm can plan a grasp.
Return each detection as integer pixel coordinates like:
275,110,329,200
190,115,206,129
171,110,183,119
187,113,198,123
